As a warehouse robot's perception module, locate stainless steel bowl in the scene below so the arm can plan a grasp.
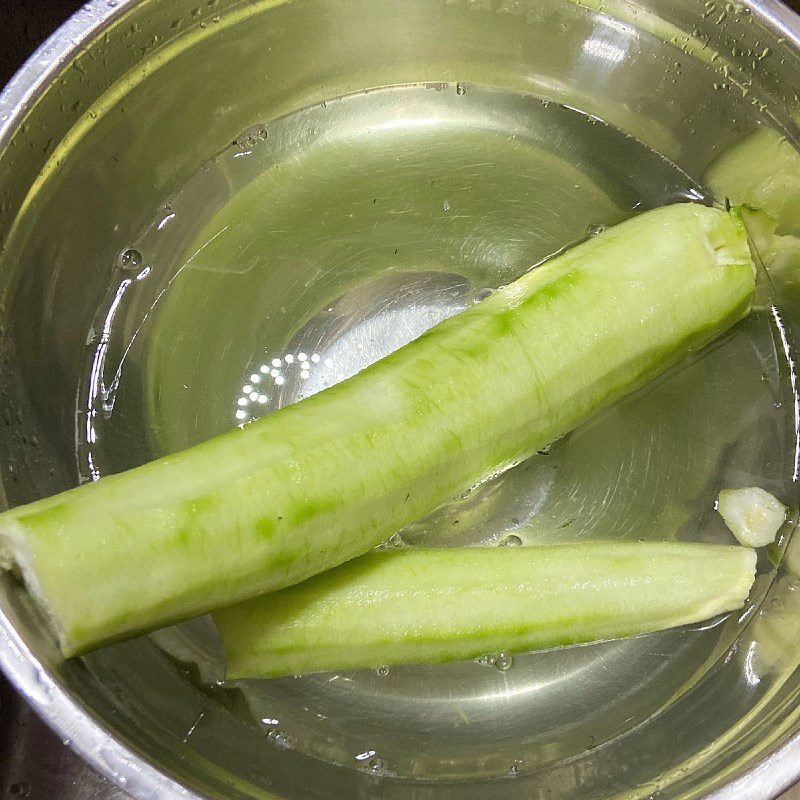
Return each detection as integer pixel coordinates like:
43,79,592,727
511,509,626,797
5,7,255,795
2,1,800,798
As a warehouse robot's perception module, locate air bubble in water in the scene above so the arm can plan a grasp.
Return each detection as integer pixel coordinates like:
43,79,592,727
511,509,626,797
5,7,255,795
385,532,404,548
456,83,466,96
118,248,142,270
472,287,495,304
587,223,606,236
376,665,390,676
494,652,514,670
502,534,523,547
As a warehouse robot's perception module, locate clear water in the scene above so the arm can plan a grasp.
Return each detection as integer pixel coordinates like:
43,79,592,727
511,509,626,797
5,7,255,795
76,83,795,780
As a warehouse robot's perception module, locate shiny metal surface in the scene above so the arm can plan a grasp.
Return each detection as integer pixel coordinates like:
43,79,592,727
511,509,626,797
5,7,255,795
2,1,800,799
5,667,799,800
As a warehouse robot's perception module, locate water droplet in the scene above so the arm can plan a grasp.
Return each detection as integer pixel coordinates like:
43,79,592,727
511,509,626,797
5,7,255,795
118,248,142,269
376,665,390,676
509,760,522,774
472,287,494,304
587,223,606,236
494,652,514,670
442,201,451,211
368,757,385,772
502,534,523,547
456,83,466,96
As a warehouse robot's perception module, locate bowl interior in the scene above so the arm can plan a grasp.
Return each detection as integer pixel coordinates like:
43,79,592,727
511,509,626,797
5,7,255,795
1,1,800,798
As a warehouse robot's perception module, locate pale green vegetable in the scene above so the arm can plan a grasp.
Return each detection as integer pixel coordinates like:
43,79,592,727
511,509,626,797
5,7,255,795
744,574,800,680
717,487,787,547
704,128,800,314
732,206,800,294
216,543,757,678
0,203,755,657
705,127,800,236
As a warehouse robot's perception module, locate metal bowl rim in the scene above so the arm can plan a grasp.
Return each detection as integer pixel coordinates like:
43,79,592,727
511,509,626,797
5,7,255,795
1,1,800,798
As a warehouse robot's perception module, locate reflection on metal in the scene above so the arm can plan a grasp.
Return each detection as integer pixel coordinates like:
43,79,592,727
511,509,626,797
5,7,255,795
771,305,800,481
582,39,627,63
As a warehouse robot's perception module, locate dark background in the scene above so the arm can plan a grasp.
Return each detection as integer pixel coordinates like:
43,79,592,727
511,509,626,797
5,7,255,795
0,0,86,87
